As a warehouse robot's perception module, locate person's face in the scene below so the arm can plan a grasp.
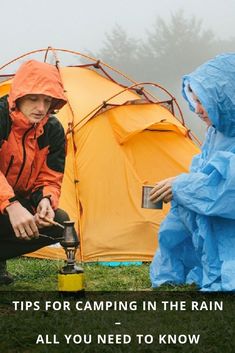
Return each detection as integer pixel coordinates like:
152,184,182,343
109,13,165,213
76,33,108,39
17,94,53,123
190,92,212,127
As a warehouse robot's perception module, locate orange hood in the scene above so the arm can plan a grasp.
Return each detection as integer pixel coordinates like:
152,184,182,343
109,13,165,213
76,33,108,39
8,59,67,111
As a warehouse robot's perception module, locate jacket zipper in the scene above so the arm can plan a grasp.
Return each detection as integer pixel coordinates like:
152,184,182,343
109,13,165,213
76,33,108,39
25,125,37,188
26,163,34,189
5,155,14,177
13,125,34,188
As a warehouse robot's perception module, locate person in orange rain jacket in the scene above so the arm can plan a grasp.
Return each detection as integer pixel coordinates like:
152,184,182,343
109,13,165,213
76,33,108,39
0,59,69,284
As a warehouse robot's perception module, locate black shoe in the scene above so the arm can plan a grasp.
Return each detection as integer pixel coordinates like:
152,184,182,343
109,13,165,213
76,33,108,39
0,261,14,285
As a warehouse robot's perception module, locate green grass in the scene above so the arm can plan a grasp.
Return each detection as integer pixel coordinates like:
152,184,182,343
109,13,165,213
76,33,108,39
1,257,152,291
0,258,234,353
1,257,198,291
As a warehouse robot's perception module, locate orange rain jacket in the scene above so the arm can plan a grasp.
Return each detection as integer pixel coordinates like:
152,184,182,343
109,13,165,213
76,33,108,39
0,60,67,213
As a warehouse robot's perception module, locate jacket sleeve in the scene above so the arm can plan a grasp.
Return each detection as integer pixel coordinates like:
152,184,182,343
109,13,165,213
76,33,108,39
30,118,66,210
0,96,17,213
172,150,235,219
0,171,17,213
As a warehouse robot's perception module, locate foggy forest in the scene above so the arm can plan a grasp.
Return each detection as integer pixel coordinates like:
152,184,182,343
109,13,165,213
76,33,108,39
91,12,235,138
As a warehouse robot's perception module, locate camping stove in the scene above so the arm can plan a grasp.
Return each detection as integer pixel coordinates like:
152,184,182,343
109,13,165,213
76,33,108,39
58,221,85,293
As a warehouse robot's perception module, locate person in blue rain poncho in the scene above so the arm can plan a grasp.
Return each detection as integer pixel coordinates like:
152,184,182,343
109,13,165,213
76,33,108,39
149,53,235,291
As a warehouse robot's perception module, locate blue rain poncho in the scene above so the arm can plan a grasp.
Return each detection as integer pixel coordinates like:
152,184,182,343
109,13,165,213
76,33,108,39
150,53,235,291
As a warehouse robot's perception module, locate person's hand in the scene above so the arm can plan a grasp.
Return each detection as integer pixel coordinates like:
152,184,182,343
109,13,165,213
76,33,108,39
34,198,55,228
6,202,39,240
149,177,176,204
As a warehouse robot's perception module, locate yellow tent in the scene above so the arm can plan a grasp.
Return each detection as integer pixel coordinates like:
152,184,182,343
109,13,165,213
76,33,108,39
0,48,200,262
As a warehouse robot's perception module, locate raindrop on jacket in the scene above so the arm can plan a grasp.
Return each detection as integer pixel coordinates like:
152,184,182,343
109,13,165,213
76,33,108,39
150,53,235,291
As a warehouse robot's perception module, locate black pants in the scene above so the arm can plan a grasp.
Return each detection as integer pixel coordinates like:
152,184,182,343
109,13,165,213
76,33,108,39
0,198,69,261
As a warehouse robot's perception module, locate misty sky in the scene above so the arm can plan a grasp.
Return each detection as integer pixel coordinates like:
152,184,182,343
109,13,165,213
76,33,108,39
1,0,235,65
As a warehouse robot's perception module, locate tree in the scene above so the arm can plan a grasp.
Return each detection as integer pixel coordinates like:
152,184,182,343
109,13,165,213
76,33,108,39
94,24,141,81
94,12,219,89
93,13,234,137
140,11,216,88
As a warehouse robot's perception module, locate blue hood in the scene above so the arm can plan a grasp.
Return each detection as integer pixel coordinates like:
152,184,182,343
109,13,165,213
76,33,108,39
182,53,235,137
